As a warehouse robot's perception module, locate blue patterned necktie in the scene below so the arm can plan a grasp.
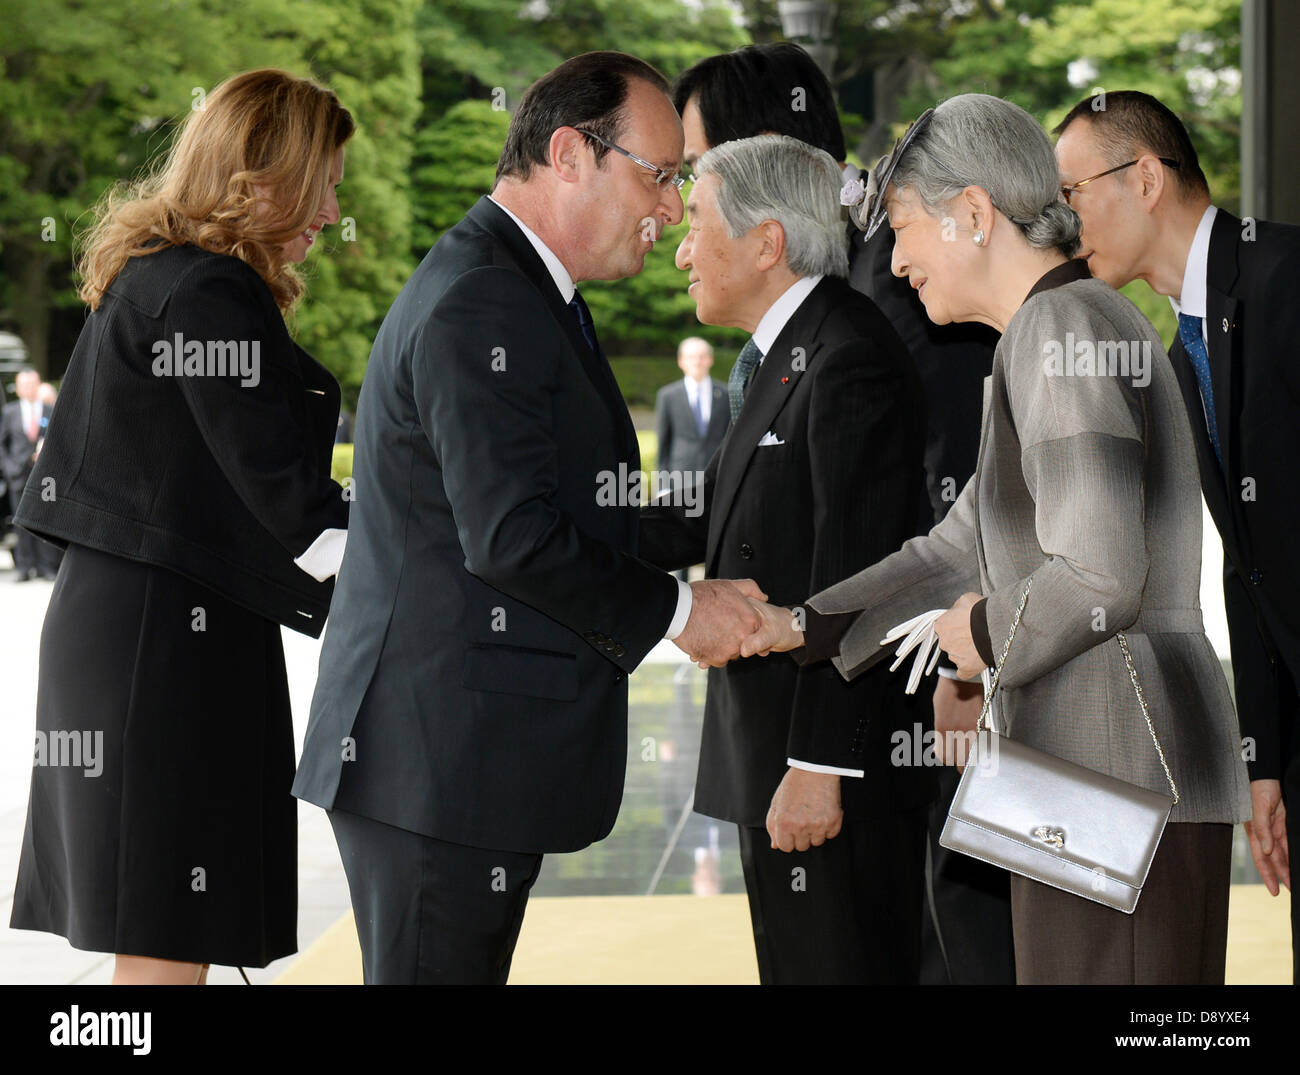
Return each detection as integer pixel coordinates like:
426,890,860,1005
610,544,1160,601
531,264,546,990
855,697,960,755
568,290,601,356
728,339,763,422
1177,313,1222,468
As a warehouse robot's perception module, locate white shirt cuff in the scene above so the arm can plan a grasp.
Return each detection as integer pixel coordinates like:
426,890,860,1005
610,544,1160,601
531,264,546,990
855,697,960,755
787,757,864,779
936,665,962,680
664,578,692,640
294,527,347,581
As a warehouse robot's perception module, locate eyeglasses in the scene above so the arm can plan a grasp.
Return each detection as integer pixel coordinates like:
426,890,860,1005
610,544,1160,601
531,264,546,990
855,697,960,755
574,128,686,191
1060,158,1180,204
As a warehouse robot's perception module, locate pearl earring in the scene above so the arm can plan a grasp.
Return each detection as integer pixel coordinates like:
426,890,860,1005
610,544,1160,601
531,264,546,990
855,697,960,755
973,230,985,246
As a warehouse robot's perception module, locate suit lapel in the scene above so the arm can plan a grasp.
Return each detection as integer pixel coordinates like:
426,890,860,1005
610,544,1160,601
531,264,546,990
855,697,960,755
705,278,834,560
1204,209,1242,490
467,197,639,466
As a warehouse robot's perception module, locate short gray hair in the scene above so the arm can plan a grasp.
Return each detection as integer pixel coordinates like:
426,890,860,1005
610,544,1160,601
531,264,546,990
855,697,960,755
694,134,849,279
893,94,1081,257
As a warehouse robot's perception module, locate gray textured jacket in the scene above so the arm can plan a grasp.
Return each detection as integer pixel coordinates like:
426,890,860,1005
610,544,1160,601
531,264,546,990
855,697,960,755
809,271,1251,824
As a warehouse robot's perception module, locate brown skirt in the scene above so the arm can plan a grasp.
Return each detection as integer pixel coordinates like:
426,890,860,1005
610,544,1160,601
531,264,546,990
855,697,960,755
1010,821,1233,984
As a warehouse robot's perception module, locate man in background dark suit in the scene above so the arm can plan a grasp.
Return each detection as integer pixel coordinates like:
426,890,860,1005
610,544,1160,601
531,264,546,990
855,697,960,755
1057,90,1298,979
292,52,764,984
655,336,728,580
1,368,61,580
641,133,932,983
655,336,728,483
674,42,1008,984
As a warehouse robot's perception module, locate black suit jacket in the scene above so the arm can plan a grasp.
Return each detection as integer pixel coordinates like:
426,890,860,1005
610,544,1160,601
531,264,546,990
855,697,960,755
1169,208,1300,780
0,400,48,487
640,276,935,826
14,244,345,634
292,196,680,854
654,377,729,480
846,200,995,531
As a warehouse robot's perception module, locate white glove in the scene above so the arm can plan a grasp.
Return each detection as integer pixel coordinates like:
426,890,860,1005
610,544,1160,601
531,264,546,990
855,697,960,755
879,609,947,695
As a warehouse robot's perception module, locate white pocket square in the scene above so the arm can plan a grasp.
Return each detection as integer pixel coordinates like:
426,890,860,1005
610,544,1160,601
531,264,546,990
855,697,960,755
757,431,784,446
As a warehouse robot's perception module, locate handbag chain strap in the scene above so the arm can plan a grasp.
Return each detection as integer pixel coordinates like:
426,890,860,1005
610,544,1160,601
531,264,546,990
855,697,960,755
975,576,1180,804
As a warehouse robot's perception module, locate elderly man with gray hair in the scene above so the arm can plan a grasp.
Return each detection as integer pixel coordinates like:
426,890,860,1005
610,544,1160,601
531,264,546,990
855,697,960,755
639,134,933,983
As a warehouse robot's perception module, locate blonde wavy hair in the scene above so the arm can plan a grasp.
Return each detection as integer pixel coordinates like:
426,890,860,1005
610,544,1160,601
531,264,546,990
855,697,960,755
77,68,354,313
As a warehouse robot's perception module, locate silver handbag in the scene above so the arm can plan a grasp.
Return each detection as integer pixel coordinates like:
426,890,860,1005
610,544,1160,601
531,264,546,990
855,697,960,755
938,577,1179,913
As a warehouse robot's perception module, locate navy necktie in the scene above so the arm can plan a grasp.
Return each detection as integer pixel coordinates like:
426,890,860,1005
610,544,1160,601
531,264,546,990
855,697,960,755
568,290,601,356
728,339,763,422
1177,313,1222,468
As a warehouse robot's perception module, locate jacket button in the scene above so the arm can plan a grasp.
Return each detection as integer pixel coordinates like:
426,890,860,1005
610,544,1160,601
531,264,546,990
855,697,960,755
615,672,626,681
614,645,626,658
740,543,754,560
1249,569,1263,585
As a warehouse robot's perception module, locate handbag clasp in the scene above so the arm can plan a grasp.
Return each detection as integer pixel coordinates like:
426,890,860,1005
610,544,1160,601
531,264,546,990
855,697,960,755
1032,825,1066,850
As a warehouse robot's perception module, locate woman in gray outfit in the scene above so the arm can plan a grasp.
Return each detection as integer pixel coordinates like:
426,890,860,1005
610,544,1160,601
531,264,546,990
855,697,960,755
743,93,1250,984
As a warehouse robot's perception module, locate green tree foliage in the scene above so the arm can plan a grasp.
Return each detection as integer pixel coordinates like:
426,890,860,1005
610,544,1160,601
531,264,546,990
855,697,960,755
887,0,1241,339
0,0,302,375
0,0,1247,389
407,0,750,365
0,0,421,395
290,0,423,401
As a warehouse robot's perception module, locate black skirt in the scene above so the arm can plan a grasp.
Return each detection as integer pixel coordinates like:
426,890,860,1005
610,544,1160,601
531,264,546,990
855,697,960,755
9,543,297,967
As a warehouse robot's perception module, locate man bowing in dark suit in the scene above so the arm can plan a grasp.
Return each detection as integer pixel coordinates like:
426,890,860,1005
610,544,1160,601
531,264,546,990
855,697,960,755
1057,90,1298,979
292,51,765,984
640,134,933,983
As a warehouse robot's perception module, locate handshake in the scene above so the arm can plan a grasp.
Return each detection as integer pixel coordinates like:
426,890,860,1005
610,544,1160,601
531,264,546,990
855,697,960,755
671,579,806,668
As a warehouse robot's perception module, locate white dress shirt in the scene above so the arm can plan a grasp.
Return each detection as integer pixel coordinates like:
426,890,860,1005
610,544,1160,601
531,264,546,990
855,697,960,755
1169,204,1218,342
683,375,713,429
733,273,860,778
1166,204,1218,431
752,274,823,358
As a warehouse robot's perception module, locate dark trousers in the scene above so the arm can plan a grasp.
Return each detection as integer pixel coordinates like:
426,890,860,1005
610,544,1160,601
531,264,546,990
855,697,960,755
329,808,543,984
9,484,61,576
737,807,927,984
921,765,1016,984
1010,821,1233,984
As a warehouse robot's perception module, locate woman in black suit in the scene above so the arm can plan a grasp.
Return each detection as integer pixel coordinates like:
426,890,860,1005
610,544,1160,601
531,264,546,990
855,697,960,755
8,69,353,984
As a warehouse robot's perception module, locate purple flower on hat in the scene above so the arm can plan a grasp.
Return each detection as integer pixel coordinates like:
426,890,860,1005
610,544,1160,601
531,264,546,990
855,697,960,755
840,175,866,207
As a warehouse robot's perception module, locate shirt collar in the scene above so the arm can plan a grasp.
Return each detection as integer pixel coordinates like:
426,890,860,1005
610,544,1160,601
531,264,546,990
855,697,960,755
1024,258,1091,302
1169,204,1218,320
487,195,575,304
752,275,823,357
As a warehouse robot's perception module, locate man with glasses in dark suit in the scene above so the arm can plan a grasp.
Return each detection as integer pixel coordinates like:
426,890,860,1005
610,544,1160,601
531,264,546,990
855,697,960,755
1057,89,1299,980
294,52,766,984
